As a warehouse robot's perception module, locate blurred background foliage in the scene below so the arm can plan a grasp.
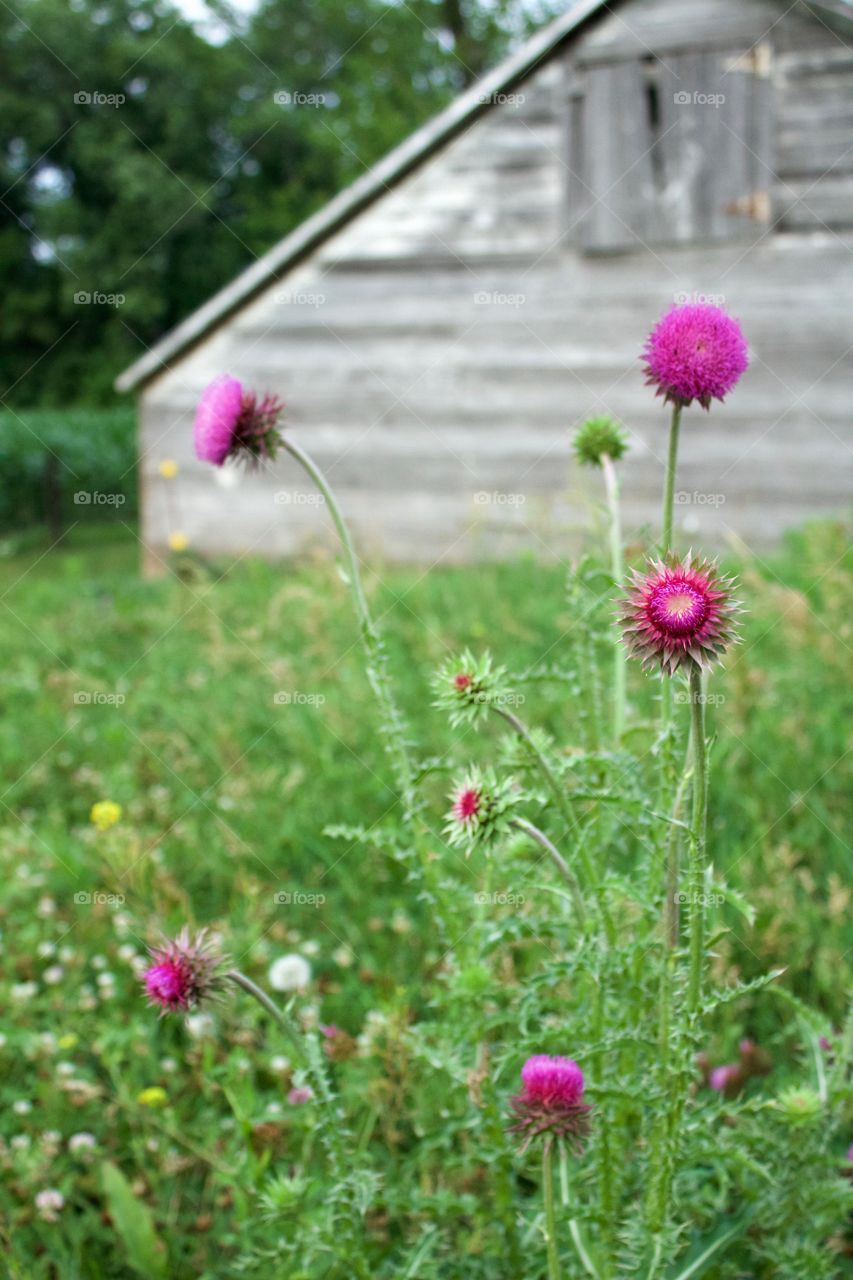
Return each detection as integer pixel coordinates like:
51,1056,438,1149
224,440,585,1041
0,0,564,408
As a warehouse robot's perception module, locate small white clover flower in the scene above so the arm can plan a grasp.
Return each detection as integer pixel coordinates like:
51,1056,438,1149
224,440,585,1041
35,1189,65,1221
11,982,38,1001
13,1100,32,1115
268,954,311,992
43,966,65,985
184,1012,216,1040
68,1132,97,1154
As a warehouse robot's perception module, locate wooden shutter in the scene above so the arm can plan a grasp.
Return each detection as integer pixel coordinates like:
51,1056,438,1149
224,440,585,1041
571,46,773,252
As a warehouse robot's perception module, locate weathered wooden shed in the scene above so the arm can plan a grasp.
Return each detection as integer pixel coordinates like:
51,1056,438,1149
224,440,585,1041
117,0,853,568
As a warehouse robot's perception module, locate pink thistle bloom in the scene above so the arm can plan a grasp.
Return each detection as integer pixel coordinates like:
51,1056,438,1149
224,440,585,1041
287,1086,314,1105
619,554,740,676
453,672,472,691
142,929,225,1015
452,786,481,824
508,1054,591,1152
709,1065,736,1092
643,303,748,409
193,375,284,466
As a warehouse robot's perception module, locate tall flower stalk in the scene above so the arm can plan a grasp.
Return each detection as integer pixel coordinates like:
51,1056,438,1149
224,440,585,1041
686,664,708,1012
143,932,370,1276
508,1055,591,1279
572,417,629,744
192,376,417,819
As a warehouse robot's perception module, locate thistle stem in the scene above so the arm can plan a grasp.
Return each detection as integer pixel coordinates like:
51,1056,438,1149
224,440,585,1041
686,664,708,1013
601,453,626,743
542,1140,563,1280
496,707,615,943
283,436,418,817
225,970,301,1049
658,403,683,802
511,817,586,930
660,403,682,558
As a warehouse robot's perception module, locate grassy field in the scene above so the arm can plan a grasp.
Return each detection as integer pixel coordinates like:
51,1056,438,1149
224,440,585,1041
0,520,850,1275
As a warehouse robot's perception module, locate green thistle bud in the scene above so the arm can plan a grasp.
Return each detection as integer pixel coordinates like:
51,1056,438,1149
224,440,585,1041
444,767,521,853
433,649,509,728
775,1085,823,1126
572,416,628,468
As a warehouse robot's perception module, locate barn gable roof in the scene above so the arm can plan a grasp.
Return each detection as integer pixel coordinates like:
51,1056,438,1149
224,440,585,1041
115,0,848,391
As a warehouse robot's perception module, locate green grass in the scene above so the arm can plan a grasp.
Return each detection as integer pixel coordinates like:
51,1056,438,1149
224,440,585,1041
0,520,850,1276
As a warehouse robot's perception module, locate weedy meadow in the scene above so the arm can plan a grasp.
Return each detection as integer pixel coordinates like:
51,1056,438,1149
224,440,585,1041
3,303,851,1278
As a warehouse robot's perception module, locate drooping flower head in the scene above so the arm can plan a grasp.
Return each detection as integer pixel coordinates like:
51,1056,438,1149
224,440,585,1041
193,375,284,466
444,767,520,853
572,415,628,468
643,303,748,409
433,649,509,727
509,1054,591,1152
619,554,740,676
142,928,226,1014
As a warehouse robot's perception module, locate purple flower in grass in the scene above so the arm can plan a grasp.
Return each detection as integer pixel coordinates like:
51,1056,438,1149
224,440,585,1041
508,1054,591,1153
143,929,225,1014
619,554,740,676
643,303,748,409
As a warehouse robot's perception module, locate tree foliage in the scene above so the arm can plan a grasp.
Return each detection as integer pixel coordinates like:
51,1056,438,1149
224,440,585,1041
0,0,563,406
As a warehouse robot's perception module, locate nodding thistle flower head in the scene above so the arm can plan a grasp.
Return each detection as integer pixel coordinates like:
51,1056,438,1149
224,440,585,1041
143,929,226,1015
642,303,748,409
508,1054,591,1153
619,554,740,676
433,650,509,728
572,416,628,468
444,767,520,853
193,375,284,466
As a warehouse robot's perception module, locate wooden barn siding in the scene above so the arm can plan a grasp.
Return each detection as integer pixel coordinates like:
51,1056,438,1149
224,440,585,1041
138,8,853,570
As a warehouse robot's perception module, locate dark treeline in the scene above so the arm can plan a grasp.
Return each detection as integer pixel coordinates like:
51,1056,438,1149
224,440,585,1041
1,0,562,406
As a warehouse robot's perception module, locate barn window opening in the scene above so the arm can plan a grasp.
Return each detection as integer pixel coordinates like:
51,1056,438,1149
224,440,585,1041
572,45,773,252
642,58,666,191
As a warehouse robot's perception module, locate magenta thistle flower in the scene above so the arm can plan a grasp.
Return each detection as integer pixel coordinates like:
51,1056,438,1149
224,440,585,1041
643,303,748,409
508,1054,591,1153
193,375,284,466
453,786,481,824
143,929,225,1014
619,554,740,675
